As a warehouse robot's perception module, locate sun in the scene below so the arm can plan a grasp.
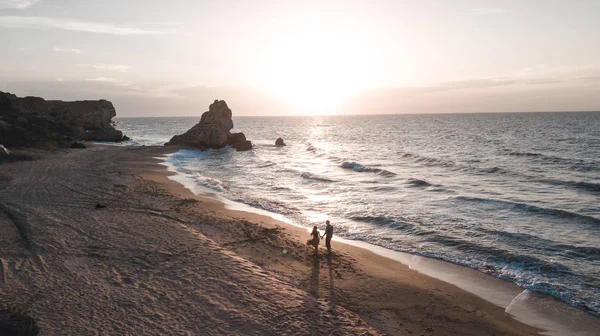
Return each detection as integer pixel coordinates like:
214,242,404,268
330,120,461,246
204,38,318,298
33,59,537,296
257,20,375,115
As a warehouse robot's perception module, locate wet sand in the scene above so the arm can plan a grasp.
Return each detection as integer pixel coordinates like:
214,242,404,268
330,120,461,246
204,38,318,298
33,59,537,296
0,145,587,335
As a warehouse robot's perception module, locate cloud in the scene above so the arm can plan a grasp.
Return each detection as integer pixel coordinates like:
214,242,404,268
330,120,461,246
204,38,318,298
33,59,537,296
85,77,117,82
53,46,81,54
341,67,600,114
0,16,165,35
84,77,132,88
135,21,185,26
468,8,507,15
0,0,40,9
17,47,32,51
379,66,600,96
78,63,130,72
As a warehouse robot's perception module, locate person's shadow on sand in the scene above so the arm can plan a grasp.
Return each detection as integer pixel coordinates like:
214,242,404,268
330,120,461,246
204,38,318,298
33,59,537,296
309,252,337,310
327,254,336,310
310,253,320,298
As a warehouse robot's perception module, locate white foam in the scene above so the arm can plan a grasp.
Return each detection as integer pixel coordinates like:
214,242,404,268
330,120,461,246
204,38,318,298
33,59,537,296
158,154,293,225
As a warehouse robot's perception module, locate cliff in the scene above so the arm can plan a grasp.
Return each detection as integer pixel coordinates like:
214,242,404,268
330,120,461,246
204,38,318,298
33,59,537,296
0,91,124,148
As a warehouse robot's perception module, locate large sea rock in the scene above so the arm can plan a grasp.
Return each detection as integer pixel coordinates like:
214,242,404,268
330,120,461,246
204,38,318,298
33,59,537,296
0,91,124,147
166,100,252,151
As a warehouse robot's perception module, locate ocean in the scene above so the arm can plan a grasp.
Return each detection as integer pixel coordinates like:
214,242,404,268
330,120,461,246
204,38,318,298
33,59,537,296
115,112,600,317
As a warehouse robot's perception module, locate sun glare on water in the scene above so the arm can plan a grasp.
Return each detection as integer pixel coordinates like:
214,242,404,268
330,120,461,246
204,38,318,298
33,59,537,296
259,20,376,115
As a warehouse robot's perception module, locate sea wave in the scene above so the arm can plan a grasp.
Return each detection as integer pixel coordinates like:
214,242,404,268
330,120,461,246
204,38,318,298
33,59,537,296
538,178,600,194
229,194,303,218
428,234,574,274
504,149,600,171
454,196,600,225
405,178,433,187
505,151,544,157
376,231,599,316
349,215,422,232
570,161,600,172
401,151,512,176
191,173,229,192
479,228,600,262
256,160,277,168
475,166,509,174
364,185,398,192
300,172,336,183
401,152,456,168
340,161,396,176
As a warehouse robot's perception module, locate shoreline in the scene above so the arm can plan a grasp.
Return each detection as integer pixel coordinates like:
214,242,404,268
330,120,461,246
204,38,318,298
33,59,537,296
1,145,597,335
155,147,600,336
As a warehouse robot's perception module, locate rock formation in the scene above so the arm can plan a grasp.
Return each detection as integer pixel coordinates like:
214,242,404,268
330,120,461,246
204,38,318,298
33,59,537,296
275,138,286,146
166,100,252,151
71,142,86,149
0,91,125,148
228,133,252,151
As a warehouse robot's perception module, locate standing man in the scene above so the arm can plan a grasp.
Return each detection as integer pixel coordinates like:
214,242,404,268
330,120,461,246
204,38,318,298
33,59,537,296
321,220,334,254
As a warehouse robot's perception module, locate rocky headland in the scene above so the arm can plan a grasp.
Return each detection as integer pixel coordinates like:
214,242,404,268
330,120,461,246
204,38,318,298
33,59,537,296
0,91,125,148
165,100,252,151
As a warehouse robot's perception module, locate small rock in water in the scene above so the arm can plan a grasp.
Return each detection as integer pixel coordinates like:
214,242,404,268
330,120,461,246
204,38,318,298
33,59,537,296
121,135,131,141
275,137,286,146
95,203,107,209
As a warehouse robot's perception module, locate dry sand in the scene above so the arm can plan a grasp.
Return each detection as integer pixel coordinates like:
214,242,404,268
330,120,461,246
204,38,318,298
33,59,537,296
0,145,547,335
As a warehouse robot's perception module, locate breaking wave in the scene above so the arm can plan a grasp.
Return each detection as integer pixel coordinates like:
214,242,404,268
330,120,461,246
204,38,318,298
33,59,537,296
340,161,396,177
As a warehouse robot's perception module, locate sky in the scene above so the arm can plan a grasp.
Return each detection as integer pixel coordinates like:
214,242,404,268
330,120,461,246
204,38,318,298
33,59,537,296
1,0,600,116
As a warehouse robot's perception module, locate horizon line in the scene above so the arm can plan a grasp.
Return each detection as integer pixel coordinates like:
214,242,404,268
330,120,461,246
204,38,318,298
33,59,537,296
115,110,600,118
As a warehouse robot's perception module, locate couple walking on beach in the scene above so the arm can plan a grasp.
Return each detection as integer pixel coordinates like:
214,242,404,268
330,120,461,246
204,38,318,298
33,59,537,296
307,220,334,254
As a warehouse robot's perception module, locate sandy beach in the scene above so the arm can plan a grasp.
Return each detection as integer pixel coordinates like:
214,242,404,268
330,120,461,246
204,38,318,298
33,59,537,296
0,145,577,335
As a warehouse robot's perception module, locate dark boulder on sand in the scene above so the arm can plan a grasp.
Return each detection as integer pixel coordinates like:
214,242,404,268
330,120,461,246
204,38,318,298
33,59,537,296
0,309,39,336
0,91,124,148
166,100,253,151
71,142,86,149
275,137,286,147
83,128,123,142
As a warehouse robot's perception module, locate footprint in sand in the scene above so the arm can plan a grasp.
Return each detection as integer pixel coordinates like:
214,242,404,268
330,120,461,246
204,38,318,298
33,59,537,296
110,266,136,287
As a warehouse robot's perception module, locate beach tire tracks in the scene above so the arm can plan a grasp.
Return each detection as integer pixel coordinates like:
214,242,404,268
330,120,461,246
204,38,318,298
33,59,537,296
0,202,34,250
0,202,47,273
111,208,189,224
54,180,143,209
